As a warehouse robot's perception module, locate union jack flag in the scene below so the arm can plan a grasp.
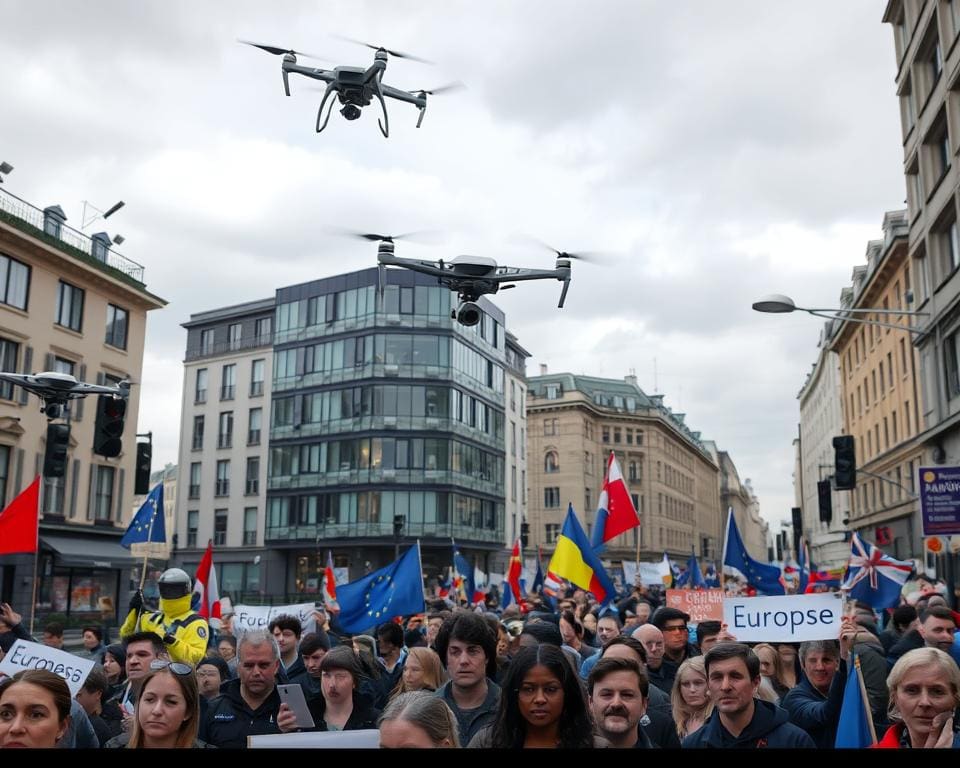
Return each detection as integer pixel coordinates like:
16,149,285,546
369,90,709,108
841,532,913,610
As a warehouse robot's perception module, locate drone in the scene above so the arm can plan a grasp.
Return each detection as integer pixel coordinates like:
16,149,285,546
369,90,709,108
0,372,129,419
347,232,592,326
241,37,461,137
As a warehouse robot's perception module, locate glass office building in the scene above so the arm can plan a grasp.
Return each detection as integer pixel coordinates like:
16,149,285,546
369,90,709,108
266,268,507,587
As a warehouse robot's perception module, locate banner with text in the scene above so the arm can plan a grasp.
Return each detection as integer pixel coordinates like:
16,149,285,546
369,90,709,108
723,592,843,643
0,640,95,696
666,589,724,622
233,602,318,637
919,466,960,536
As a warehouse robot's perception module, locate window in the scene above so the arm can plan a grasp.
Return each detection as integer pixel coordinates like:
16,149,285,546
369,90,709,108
105,304,128,349
942,218,960,276
189,462,201,499
614,427,622,444
520,428,525,460
246,457,260,495
544,418,558,436
892,411,898,443
255,316,272,342
545,523,560,543
947,329,960,398
228,323,241,351
0,254,30,310
55,281,84,332
900,338,909,377
191,415,204,450
195,369,208,403
626,429,633,445
879,362,885,395
93,465,114,521
215,460,230,496
221,364,236,400
544,487,560,508
187,510,199,548
218,412,233,449
521,470,526,504
629,461,639,482
250,359,265,396
545,451,559,473
511,466,517,502
602,427,610,443
42,475,65,516
510,421,516,456
243,507,257,545
545,384,560,400
510,380,516,411
214,509,228,546
248,408,262,445
0,338,18,400
200,329,214,355
930,37,944,85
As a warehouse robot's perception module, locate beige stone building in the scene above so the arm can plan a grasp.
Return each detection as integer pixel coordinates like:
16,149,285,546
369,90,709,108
0,186,165,622
526,372,723,565
828,210,924,559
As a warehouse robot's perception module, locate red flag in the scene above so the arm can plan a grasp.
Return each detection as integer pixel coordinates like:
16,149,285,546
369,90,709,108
324,550,338,605
506,538,524,609
591,453,640,547
0,476,39,555
192,541,221,625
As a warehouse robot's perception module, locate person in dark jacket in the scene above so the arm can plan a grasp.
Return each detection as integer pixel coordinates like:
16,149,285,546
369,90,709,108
682,643,815,748
278,646,380,732
0,601,33,653
269,614,306,682
199,630,282,748
780,639,846,748
879,605,918,655
76,666,124,746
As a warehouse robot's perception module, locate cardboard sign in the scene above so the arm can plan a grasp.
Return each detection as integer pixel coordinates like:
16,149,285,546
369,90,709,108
233,602,318,637
666,589,724,622
723,592,843,643
0,639,95,696
249,729,380,748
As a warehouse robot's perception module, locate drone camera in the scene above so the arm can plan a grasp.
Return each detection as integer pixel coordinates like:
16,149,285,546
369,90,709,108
43,402,62,420
455,301,482,327
341,104,362,121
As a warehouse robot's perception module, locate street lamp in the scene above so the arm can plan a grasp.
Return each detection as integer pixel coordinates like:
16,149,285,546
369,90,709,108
0,161,13,183
752,293,930,336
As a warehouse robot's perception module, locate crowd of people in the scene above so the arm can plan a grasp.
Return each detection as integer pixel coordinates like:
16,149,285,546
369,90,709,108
1,572,960,749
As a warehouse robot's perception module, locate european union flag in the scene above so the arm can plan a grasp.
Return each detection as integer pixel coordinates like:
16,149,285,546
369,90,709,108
338,543,425,633
722,508,785,595
120,484,165,548
835,653,876,748
686,549,706,589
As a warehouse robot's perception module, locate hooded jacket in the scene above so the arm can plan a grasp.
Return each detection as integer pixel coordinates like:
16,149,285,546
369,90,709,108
120,592,208,666
198,677,281,748
682,698,816,749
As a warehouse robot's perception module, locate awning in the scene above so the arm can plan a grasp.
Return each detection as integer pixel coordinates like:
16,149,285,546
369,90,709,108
41,535,139,569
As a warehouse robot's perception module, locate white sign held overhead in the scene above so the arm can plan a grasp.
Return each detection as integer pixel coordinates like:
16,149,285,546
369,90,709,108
723,592,843,643
233,602,318,637
0,640,96,696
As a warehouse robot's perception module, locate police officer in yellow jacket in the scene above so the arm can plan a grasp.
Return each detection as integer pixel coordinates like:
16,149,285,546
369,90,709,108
120,568,208,667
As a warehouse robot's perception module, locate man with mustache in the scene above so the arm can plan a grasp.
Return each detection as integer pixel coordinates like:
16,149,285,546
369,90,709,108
587,656,654,749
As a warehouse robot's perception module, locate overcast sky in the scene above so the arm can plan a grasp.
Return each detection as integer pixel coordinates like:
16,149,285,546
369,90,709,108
0,1,906,528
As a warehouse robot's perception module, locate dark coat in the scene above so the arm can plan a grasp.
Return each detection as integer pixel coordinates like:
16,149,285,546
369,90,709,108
780,660,846,749
682,699,816,749
198,678,282,749
303,690,381,731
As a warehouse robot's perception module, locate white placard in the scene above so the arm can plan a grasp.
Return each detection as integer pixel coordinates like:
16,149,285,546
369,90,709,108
0,640,96,696
248,729,380,748
623,561,669,587
233,602,318,637
723,592,843,643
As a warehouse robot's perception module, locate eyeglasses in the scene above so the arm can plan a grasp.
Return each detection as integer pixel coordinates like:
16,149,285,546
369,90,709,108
149,660,193,676
662,626,688,633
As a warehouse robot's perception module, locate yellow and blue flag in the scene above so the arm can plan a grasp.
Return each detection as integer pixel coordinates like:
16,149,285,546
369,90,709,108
547,504,617,603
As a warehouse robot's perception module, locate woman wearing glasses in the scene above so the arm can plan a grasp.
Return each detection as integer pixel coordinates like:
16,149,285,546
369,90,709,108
106,660,209,748
670,657,714,739
467,644,604,748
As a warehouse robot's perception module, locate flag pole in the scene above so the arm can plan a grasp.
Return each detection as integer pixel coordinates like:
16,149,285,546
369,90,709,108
853,652,877,744
134,493,158,632
28,483,40,635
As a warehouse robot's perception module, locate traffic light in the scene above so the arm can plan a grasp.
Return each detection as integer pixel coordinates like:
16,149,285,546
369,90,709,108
393,514,405,536
520,522,530,549
817,480,833,525
833,435,856,490
134,441,152,495
43,423,70,478
93,395,126,458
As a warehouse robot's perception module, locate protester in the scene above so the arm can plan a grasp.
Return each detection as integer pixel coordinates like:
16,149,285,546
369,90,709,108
559,610,597,661
289,631,331,694
216,635,238,678
196,656,230,700
0,602,32,654
887,606,959,667
379,691,460,748
81,627,106,660
467,645,603,748
102,643,127,703
119,631,168,724
671,656,714,739
41,622,65,650
76,666,124,746
390,646,448,700
752,643,790,701
780,636,849,749
588,656,654,748
696,621,722,655
634,624,672,693
376,621,408,689
0,670,72,748
775,643,799,689
269,614,305,680
880,605,919,654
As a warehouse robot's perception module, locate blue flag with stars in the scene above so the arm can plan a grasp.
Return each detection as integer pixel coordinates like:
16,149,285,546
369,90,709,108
120,484,165,548
337,543,425,633
722,508,785,595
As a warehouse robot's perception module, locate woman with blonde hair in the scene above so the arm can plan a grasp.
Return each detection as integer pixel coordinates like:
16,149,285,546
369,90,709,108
390,646,448,700
670,656,713,739
753,642,790,701
875,647,960,749
379,690,460,748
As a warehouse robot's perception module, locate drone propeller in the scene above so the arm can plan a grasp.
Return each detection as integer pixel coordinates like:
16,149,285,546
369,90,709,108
238,39,329,62
514,234,606,264
332,34,434,64
415,81,466,96
327,227,442,244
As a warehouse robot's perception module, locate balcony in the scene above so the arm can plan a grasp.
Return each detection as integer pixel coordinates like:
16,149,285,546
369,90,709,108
217,433,233,449
265,519,504,544
220,385,235,401
185,334,274,362
0,186,146,285
248,429,261,446
245,479,259,495
215,480,230,496
250,381,264,397
243,530,257,545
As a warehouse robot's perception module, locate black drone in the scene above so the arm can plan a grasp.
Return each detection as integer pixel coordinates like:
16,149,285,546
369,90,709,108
0,372,129,419
241,37,461,137
345,232,593,326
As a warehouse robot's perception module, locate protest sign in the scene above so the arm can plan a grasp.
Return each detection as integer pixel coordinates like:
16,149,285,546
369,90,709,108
666,589,724,622
723,592,843,643
249,729,379,748
233,602,318,637
0,640,95,696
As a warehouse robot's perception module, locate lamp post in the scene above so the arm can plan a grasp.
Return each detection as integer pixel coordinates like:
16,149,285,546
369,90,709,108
752,294,929,335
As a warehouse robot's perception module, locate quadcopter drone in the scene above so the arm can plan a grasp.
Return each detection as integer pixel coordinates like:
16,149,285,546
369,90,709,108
241,37,461,138
0,372,129,419
347,232,591,326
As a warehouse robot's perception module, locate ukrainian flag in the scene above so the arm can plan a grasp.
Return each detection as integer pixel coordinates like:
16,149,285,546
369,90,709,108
547,504,617,604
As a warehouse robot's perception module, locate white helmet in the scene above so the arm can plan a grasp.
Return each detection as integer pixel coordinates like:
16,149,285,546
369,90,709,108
158,568,192,599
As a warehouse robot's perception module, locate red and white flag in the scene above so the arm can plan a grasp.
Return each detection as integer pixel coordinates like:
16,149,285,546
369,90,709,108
324,550,338,606
0,476,39,555
590,452,640,549
192,540,221,627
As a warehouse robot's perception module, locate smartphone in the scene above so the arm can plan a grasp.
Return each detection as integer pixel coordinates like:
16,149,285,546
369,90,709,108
277,683,316,729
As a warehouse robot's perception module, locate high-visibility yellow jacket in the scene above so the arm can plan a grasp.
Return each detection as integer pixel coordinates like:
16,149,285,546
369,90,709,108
120,592,208,666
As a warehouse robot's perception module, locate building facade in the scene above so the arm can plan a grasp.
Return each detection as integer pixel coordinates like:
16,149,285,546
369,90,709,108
713,450,769,561
828,210,925,560
0,186,165,624
173,298,274,601
796,326,852,569
526,372,722,565
503,332,530,571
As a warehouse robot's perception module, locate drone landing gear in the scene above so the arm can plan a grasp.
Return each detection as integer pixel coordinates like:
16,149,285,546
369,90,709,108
316,83,338,134
374,75,389,138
